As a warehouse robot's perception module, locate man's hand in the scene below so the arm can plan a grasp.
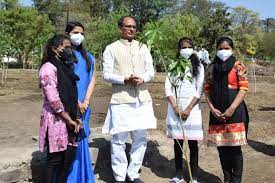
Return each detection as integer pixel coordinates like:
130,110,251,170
124,75,144,86
133,77,144,86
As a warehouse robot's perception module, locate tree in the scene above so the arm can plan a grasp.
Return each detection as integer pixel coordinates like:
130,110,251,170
86,6,129,68
142,13,201,70
33,0,63,29
230,6,261,59
0,6,54,68
0,0,18,10
112,0,180,31
230,6,260,35
261,31,275,61
83,0,112,18
183,0,232,53
261,18,275,32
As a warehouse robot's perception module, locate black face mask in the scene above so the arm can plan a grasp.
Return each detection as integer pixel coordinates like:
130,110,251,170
58,48,75,64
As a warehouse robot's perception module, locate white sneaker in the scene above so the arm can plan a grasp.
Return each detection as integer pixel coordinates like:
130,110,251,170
191,180,199,183
169,175,184,183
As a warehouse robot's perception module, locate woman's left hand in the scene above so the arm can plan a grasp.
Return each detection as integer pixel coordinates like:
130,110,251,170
221,106,235,120
180,107,192,120
78,102,88,114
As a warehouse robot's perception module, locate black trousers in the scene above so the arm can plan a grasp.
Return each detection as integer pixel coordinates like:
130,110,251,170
217,146,243,183
174,139,198,179
43,145,76,183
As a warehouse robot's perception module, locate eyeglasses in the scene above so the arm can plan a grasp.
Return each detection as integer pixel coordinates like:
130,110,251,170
123,25,137,30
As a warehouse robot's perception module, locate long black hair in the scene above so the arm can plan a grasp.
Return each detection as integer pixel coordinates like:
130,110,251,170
65,21,91,72
41,34,70,67
177,37,200,77
40,34,79,120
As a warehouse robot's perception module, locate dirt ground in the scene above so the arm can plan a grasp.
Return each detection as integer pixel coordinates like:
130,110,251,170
0,69,275,183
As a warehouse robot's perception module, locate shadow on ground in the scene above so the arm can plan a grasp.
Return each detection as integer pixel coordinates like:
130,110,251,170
30,151,47,183
90,138,221,183
258,106,275,111
248,139,275,156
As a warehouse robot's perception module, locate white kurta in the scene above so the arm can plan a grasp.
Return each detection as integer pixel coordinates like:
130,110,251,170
102,40,157,135
165,64,204,140
198,49,211,64
102,99,156,134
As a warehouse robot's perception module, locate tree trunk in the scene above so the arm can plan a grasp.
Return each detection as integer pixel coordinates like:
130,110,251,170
22,52,29,69
5,58,9,80
22,55,26,69
1,61,4,86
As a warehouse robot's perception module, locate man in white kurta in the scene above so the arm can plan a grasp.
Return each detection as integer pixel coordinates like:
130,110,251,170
198,47,211,66
102,16,156,183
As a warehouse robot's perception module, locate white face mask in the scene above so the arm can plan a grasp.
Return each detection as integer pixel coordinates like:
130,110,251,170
70,33,84,46
217,49,233,61
180,48,193,59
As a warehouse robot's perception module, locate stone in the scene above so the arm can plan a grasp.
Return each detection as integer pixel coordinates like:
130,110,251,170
0,168,23,183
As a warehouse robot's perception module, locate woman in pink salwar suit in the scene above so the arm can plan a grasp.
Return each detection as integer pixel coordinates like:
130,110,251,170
39,34,81,183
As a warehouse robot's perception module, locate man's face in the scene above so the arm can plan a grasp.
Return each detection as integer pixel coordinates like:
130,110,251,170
119,17,137,41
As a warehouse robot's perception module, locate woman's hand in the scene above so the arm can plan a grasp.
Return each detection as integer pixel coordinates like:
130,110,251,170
211,108,225,121
78,101,88,114
221,106,236,120
180,107,192,120
76,119,83,130
173,105,181,117
67,120,79,133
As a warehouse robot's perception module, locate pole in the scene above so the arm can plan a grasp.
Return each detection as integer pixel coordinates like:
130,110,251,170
252,57,256,93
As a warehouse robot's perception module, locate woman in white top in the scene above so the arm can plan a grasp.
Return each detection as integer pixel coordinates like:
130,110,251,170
165,37,204,183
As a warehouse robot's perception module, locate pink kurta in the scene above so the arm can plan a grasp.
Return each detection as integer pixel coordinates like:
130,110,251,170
39,62,69,153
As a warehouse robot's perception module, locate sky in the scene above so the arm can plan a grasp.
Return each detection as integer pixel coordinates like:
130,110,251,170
19,0,275,19
216,0,275,19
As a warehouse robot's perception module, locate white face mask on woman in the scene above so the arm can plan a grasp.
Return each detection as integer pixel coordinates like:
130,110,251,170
216,49,233,61
70,33,84,46
180,48,193,59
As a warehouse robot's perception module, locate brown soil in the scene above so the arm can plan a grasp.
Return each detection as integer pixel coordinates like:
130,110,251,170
0,69,275,183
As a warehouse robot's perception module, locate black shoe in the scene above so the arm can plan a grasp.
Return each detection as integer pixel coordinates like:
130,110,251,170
115,181,125,183
128,178,144,183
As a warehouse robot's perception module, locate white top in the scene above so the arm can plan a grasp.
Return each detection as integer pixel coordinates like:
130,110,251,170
165,64,204,140
165,65,204,100
198,49,211,64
